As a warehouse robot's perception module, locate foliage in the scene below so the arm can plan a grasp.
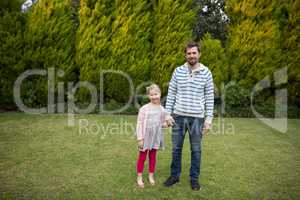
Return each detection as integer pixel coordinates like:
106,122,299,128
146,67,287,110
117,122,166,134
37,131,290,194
193,0,228,43
0,0,299,116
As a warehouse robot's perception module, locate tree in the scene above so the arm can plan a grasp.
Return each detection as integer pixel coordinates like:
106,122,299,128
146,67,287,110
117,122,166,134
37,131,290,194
280,0,300,106
76,0,114,104
77,0,152,104
193,0,228,43
0,0,23,13
200,33,228,88
225,0,282,88
224,0,300,113
20,0,77,107
0,6,25,108
107,0,152,102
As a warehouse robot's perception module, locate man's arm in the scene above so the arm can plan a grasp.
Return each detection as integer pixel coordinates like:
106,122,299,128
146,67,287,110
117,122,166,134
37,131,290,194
165,69,177,126
204,71,214,132
165,69,177,115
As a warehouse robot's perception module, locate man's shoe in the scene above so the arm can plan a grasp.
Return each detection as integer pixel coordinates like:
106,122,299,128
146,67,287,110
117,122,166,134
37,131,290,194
163,176,179,187
191,179,201,191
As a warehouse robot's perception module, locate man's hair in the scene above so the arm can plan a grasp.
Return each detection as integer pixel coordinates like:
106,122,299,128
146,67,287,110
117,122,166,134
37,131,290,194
185,41,200,53
146,84,161,94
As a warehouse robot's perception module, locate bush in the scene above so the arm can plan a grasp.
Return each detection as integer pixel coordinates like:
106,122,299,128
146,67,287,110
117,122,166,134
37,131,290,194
224,82,251,109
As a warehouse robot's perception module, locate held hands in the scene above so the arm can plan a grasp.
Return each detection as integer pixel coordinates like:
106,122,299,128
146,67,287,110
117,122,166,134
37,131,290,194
165,115,175,127
162,122,169,128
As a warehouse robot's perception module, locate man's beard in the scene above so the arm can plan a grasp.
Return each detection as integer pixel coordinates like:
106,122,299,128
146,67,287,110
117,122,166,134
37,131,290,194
187,58,198,66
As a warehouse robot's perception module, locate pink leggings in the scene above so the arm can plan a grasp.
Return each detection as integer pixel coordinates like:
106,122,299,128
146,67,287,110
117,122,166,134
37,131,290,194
136,149,157,173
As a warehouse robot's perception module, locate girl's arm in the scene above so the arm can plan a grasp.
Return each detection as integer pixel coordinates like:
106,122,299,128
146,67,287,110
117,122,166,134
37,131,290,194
136,107,146,140
161,106,169,128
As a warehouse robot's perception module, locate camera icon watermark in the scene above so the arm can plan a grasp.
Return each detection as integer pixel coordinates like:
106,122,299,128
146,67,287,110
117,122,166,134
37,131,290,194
251,67,287,133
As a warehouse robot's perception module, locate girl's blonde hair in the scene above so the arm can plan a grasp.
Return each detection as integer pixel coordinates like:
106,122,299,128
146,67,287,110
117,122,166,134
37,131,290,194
146,84,161,94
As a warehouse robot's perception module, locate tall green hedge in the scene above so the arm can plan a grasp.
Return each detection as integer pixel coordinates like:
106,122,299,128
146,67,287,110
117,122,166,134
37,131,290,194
0,0,299,113
200,33,228,89
225,0,282,87
0,9,25,108
76,0,114,104
106,0,152,102
280,0,300,105
19,0,77,108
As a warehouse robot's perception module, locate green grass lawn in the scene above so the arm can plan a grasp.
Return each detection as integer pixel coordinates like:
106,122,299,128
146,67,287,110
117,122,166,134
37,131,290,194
0,113,299,199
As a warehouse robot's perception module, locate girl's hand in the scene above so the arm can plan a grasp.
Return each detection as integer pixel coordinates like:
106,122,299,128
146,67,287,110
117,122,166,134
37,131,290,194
138,139,144,150
165,115,175,127
162,122,168,128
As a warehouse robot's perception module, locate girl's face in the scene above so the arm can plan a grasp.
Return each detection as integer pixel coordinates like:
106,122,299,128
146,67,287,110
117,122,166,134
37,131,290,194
148,89,161,104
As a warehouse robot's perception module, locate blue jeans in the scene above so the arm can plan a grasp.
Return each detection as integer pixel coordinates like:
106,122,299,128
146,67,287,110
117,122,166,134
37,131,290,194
170,115,204,181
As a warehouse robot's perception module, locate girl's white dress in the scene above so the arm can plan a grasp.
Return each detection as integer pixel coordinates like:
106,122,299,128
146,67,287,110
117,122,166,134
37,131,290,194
136,103,166,151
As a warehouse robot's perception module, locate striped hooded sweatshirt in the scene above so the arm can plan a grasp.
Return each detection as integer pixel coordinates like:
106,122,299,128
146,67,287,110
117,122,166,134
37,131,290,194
165,62,214,124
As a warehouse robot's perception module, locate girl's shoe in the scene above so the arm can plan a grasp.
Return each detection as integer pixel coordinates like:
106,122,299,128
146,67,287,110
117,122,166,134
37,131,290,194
148,174,155,186
137,176,144,188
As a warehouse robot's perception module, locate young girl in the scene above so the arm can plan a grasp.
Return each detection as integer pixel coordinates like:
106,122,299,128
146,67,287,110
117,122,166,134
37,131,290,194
135,84,167,188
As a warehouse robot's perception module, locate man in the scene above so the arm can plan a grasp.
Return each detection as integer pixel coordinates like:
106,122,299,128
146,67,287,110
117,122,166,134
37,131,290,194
163,41,214,190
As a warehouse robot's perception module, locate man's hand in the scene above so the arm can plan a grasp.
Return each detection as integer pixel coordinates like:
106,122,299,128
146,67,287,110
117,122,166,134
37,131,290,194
165,115,175,127
202,122,212,135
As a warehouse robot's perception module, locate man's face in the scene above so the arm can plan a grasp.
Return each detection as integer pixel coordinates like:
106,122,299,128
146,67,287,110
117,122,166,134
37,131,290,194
185,46,200,66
